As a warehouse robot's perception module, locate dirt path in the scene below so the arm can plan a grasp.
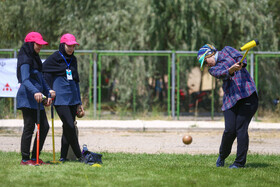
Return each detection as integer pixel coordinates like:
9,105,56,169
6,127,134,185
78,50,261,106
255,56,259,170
1,128,280,155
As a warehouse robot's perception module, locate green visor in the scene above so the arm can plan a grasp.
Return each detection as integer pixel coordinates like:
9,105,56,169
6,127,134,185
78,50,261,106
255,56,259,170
198,51,208,71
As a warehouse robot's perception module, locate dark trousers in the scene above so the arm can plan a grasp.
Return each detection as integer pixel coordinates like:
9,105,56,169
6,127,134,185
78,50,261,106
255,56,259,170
55,105,82,159
21,108,49,160
219,92,258,166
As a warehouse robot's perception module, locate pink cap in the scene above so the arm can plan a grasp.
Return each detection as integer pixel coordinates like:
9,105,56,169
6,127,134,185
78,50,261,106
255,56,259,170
60,33,79,45
24,32,48,45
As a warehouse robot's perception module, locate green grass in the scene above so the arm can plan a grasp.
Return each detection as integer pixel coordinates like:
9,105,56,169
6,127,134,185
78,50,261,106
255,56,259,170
1,151,280,187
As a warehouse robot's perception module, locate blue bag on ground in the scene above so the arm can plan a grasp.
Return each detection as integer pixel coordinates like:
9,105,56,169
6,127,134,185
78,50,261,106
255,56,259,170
81,144,102,165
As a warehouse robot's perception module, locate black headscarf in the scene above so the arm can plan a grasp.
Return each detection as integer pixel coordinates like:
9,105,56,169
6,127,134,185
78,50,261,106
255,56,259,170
16,42,42,83
42,43,79,82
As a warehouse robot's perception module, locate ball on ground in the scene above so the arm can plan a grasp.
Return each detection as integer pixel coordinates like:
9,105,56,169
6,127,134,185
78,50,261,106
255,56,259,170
182,135,192,145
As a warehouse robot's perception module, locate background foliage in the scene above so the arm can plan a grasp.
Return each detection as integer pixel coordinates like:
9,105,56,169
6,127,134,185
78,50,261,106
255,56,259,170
1,0,279,51
0,0,279,119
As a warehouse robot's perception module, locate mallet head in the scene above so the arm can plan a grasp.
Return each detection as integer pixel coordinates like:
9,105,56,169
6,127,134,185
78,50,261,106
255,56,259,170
239,39,259,51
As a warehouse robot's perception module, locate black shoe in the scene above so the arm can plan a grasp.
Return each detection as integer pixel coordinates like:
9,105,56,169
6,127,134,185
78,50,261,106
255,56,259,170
216,156,225,167
59,158,67,162
229,164,244,169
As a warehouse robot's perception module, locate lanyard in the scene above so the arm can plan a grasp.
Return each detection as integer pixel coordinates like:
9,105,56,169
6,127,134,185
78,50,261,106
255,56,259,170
59,52,72,69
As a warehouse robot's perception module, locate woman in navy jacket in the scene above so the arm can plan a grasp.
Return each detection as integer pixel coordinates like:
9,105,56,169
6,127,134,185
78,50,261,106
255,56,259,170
17,32,55,165
42,33,84,161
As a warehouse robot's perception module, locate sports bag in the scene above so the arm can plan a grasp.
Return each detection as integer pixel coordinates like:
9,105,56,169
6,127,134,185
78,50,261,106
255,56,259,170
81,144,102,165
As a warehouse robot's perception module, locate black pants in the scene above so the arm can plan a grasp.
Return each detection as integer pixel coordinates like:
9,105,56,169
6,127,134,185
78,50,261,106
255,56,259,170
55,105,82,159
220,92,258,167
21,108,49,160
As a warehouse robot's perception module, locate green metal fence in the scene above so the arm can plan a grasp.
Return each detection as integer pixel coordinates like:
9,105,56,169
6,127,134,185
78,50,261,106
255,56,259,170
254,52,280,119
1,49,280,120
97,51,172,118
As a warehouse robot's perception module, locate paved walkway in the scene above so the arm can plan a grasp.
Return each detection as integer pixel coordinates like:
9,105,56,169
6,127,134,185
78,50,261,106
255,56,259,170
1,119,279,131
1,119,279,154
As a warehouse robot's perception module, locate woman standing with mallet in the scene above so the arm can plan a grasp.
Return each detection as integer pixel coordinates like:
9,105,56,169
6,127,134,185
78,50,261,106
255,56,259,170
42,33,84,162
17,32,55,165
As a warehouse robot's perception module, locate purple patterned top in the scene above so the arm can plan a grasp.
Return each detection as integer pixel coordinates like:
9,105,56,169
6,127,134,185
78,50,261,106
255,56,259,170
209,46,257,111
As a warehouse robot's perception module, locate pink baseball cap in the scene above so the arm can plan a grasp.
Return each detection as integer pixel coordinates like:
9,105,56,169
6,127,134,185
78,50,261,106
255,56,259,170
60,33,79,45
24,32,48,45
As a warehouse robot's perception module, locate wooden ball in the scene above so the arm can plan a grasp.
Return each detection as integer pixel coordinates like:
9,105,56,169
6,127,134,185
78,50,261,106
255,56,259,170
182,135,192,145
77,110,85,118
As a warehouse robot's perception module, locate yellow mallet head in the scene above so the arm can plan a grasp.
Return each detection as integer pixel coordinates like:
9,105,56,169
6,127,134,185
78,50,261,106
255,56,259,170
239,39,259,51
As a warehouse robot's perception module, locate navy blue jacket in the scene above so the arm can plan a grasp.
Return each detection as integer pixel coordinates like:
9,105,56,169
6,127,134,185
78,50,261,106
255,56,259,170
16,43,51,110
43,73,82,106
42,44,82,106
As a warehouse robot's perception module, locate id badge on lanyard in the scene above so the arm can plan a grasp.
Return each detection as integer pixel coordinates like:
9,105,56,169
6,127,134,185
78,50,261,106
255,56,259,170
59,52,73,80
66,69,73,80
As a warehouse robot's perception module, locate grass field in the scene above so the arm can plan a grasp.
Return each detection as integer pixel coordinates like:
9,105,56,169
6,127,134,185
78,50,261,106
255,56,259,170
0,151,279,186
